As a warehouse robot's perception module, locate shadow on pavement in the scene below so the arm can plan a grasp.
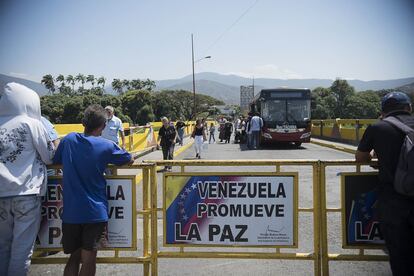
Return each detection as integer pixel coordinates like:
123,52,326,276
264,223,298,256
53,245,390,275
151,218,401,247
238,142,306,151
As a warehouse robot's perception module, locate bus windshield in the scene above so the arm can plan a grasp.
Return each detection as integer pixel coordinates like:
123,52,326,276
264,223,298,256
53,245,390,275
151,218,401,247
262,99,310,124
287,99,310,122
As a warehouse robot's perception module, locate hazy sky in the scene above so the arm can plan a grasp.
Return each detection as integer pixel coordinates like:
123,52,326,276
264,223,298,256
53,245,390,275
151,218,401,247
1,0,413,82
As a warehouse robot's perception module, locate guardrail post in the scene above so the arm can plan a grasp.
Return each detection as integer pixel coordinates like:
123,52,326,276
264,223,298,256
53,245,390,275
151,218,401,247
319,162,329,276
312,162,322,276
320,121,324,138
355,119,360,144
143,167,150,275
129,131,133,151
150,164,158,276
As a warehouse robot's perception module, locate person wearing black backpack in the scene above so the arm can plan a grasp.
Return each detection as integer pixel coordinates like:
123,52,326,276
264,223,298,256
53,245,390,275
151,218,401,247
356,92,414,276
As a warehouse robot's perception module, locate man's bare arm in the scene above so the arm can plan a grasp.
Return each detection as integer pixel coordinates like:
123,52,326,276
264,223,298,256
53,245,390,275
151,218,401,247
355,150,372,162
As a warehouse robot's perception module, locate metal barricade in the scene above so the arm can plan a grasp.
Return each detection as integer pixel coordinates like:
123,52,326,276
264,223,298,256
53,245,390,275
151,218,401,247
319,160,388,276
32,163,158,276
145,159,322,276
31,159,390,275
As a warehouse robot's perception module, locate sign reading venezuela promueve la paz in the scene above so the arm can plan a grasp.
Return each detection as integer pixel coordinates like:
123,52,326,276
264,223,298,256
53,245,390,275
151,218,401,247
164,173,298,247
35,176,136,250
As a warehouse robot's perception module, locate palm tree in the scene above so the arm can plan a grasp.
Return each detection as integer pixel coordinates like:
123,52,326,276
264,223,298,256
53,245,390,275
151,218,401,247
56,74,65,85
144,78,156,91
41,74,55,94
130,79,143,90
66,75,75,93
122,79,130,92
87,74,95,88
112,79,123,95
75,74,86,93
97,77,106,89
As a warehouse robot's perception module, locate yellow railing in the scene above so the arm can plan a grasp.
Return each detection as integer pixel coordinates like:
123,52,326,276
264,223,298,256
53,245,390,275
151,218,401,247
33,159,387,275
311,119,377,144
53,121,215,153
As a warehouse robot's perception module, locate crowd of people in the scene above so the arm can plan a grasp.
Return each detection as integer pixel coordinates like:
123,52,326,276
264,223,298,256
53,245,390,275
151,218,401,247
156,113,265,165
1,82,413,276
216,112,263,149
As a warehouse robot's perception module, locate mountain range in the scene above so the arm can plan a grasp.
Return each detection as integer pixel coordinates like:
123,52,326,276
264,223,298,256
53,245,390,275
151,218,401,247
1,72,414,104
155,72,414,104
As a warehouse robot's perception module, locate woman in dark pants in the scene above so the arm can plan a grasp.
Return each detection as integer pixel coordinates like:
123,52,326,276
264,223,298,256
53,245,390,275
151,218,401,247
157,117,176,171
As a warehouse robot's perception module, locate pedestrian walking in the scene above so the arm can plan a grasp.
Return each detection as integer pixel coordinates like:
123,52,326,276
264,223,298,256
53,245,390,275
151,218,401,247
356,92,414,275
246,114,252,149
175,119,186,146
219,118,226,142
192,119,207,159
209,123,216,143
157,117,176,171
224,120,233,143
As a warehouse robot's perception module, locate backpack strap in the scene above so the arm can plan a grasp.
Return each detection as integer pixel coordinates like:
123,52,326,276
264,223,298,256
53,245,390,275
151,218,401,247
383,116,414,135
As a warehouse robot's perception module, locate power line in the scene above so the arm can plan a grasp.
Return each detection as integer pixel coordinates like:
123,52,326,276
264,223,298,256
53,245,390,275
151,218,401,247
201,0,259,56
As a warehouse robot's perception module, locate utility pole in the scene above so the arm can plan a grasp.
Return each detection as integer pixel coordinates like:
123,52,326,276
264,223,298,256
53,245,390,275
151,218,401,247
191,34,196,119
252,75,255,96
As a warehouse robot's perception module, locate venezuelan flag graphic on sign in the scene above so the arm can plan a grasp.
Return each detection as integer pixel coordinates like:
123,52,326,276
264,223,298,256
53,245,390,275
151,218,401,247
166,175,230,244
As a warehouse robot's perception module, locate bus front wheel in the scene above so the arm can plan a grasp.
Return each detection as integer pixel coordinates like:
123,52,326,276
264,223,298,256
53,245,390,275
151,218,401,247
294,142,302,147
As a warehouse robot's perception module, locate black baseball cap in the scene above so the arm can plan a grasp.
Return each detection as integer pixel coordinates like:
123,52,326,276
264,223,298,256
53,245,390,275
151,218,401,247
381,91,411,112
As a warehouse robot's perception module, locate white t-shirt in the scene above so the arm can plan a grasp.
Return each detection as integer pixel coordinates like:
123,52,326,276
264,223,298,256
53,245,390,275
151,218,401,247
101,115,124,144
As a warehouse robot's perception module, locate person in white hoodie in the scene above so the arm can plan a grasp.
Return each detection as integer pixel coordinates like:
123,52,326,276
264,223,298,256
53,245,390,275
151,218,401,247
0,83,54,276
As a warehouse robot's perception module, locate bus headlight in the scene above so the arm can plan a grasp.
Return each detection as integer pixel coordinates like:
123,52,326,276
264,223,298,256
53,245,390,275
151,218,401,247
263,133,272,139
300,132,311,139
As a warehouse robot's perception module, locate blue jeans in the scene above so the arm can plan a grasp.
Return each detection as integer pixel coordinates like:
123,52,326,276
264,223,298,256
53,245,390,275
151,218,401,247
177,129,184,146
251,131,260,149
0,195,41,276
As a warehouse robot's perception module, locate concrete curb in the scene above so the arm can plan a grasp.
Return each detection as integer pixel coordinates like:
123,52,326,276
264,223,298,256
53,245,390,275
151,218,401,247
311,139,356,154
174,140,194,156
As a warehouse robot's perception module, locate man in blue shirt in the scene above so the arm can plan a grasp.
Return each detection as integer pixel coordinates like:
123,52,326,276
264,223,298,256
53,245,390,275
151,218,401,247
53,104,132,276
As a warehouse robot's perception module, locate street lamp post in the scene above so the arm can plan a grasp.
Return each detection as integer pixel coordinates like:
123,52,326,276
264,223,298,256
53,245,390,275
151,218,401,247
191,33,211,119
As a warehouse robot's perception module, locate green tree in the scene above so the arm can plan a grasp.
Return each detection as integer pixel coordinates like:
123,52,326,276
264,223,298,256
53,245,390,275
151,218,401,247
144,78,156,91
97,77,106,90
40,94,65,122
112,79,123,95
136,105,155,125
41,74,55,94
56,74,70,95
82,94,101,109
130,79,144,90
121,90,153,123
330,79,355,118
87,74,95,88
122,79,130,92
100,94,121,109
62,97,83,123
343,91,381,118
66,75,75,93
75,74,86,93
